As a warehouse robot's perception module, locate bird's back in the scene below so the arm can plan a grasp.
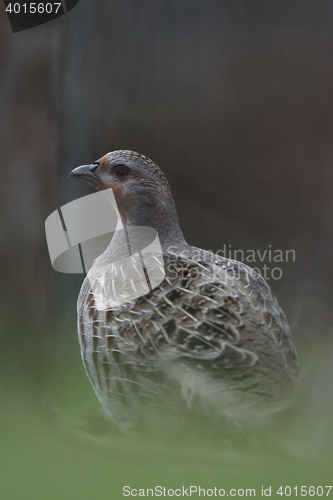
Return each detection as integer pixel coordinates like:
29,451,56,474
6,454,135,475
77,245,299,429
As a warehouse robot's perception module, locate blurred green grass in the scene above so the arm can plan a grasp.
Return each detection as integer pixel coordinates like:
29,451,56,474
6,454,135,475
1,319,332,499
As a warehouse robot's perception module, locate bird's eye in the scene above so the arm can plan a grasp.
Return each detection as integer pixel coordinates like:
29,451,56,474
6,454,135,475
114,165,130,178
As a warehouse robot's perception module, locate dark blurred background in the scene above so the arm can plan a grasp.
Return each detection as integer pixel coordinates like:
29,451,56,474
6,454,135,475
0,0,333,386
2,1,333,342
1,2,333,495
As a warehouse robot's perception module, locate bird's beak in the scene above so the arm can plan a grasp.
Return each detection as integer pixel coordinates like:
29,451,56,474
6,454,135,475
68,164,99,181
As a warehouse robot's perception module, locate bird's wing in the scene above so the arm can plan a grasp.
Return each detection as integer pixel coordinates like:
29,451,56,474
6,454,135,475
221,256,299,379
111,255,298,378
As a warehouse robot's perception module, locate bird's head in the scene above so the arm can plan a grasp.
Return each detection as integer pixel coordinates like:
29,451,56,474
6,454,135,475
69,150,185,245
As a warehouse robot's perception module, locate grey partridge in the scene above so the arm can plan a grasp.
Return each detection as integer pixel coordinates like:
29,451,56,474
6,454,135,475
69,150,299,431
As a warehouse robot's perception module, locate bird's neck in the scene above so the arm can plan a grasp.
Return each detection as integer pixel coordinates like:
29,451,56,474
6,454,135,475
98,217,186,268
123,195,186,249
100,192,187,266
125,218,185,250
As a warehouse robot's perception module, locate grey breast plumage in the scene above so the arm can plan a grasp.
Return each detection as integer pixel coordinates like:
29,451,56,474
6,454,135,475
77,245,299,429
